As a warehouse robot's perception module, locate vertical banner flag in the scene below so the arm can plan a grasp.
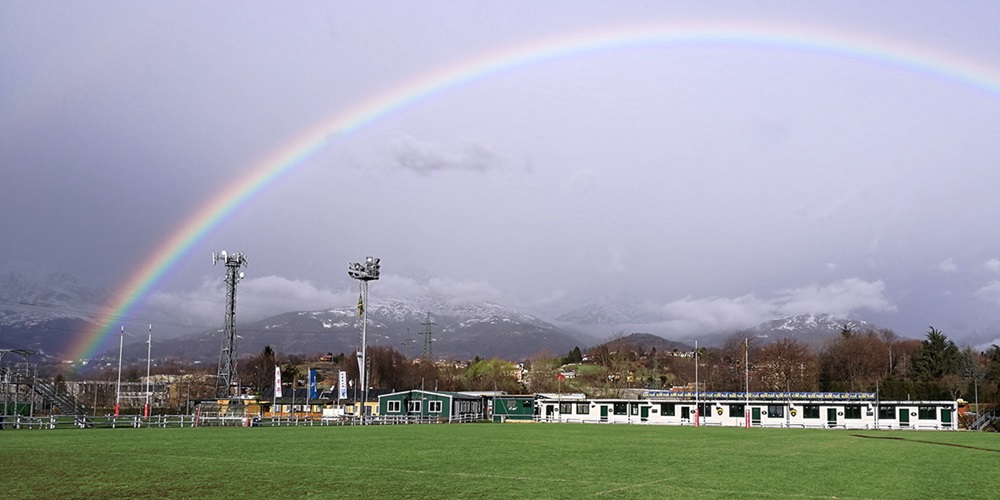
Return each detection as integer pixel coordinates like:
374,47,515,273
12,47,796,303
274,366,282,398
309,368,318,399
338,370,347,400
357,289,364,318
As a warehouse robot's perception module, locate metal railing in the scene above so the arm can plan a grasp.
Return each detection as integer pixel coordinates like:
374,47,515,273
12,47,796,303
968,408,998,431
0,412,488,430
1,365,89,426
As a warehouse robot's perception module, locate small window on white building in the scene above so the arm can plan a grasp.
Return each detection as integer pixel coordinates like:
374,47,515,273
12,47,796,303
767,405,785,418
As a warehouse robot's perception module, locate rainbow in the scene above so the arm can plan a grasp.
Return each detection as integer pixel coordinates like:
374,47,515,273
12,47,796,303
68,21,1000,360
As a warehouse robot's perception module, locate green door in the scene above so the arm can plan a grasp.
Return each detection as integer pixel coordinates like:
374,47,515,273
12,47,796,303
941,408,952,427
827,408,837,428
899,408,910,427
751,407,761,426
640,406,649,422
600,405,608,422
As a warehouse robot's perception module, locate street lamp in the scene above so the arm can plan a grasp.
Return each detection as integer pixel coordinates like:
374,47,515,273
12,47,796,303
348,256,380,421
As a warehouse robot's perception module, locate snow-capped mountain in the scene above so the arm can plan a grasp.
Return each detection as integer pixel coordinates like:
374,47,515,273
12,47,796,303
747,314,880,347
0,267,106,317
0,266,106,357
555,297,663,330
148,297,586,362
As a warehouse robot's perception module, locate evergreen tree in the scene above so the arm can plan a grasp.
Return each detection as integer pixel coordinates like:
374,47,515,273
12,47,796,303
914,327,960,380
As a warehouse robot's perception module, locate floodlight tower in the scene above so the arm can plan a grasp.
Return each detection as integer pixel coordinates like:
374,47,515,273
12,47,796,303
213,250,248,398
421,312,436,361
348,256,380,418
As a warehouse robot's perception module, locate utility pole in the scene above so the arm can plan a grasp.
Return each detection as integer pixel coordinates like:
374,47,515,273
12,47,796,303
213,251,248,398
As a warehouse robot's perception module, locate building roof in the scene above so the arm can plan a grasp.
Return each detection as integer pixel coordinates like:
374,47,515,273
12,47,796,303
378,389,481,400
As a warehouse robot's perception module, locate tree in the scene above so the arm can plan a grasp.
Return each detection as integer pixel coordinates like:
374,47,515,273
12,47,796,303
878,328,900,376
563,346,583,365
368,345,414,391
707,333,759,392
914,327,960,380
756,338,819,392
242,345,277,393
464,358,524,393
525,353,561,393
820,329,887,391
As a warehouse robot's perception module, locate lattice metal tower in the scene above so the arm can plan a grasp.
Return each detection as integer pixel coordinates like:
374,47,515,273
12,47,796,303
421,312,435,361
213,250,247,398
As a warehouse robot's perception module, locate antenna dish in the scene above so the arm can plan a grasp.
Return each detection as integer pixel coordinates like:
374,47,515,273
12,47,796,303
220,250,228,260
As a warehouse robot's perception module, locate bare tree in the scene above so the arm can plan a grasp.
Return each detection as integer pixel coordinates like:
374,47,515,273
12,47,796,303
821,329,888,391
757,338,819,391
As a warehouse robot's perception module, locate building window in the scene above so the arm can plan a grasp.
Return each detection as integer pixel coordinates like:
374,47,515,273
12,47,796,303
388,401,401,413
844,405,862,419
696,403,712,417
630,403,640,416
729,404,744,417
576,403,590,415
803,405,820,419
428,401,442,413
560,402,573,414
767,405,785,418
407,400,421,413
661,403,675,416
918,406,937,420
878,405,895,420
613,403,627,415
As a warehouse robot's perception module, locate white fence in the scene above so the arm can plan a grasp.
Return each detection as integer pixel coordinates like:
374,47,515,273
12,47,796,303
0,412,487,430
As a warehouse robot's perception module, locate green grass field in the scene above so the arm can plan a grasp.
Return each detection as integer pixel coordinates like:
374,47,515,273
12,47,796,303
2,423,998,499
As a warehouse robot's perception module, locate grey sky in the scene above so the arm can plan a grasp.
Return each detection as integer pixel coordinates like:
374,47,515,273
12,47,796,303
3,1,1000,346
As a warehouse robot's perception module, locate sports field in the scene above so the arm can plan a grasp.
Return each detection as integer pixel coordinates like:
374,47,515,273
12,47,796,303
2,423,997,499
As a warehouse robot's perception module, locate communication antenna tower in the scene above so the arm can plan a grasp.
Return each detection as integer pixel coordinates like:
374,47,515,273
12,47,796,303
421,312,436,361
213,250,248,398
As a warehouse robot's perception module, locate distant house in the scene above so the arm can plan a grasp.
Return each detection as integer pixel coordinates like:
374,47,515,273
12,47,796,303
378,390,483,421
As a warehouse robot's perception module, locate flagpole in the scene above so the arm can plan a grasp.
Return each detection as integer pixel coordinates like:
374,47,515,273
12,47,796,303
273,364,281,424
694,340,699,427
144,324,152,418
745,337,750,429
115,326,123,419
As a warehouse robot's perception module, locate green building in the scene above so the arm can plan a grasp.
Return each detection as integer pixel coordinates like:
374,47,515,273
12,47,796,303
491,395,535,422
377,390,483,422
